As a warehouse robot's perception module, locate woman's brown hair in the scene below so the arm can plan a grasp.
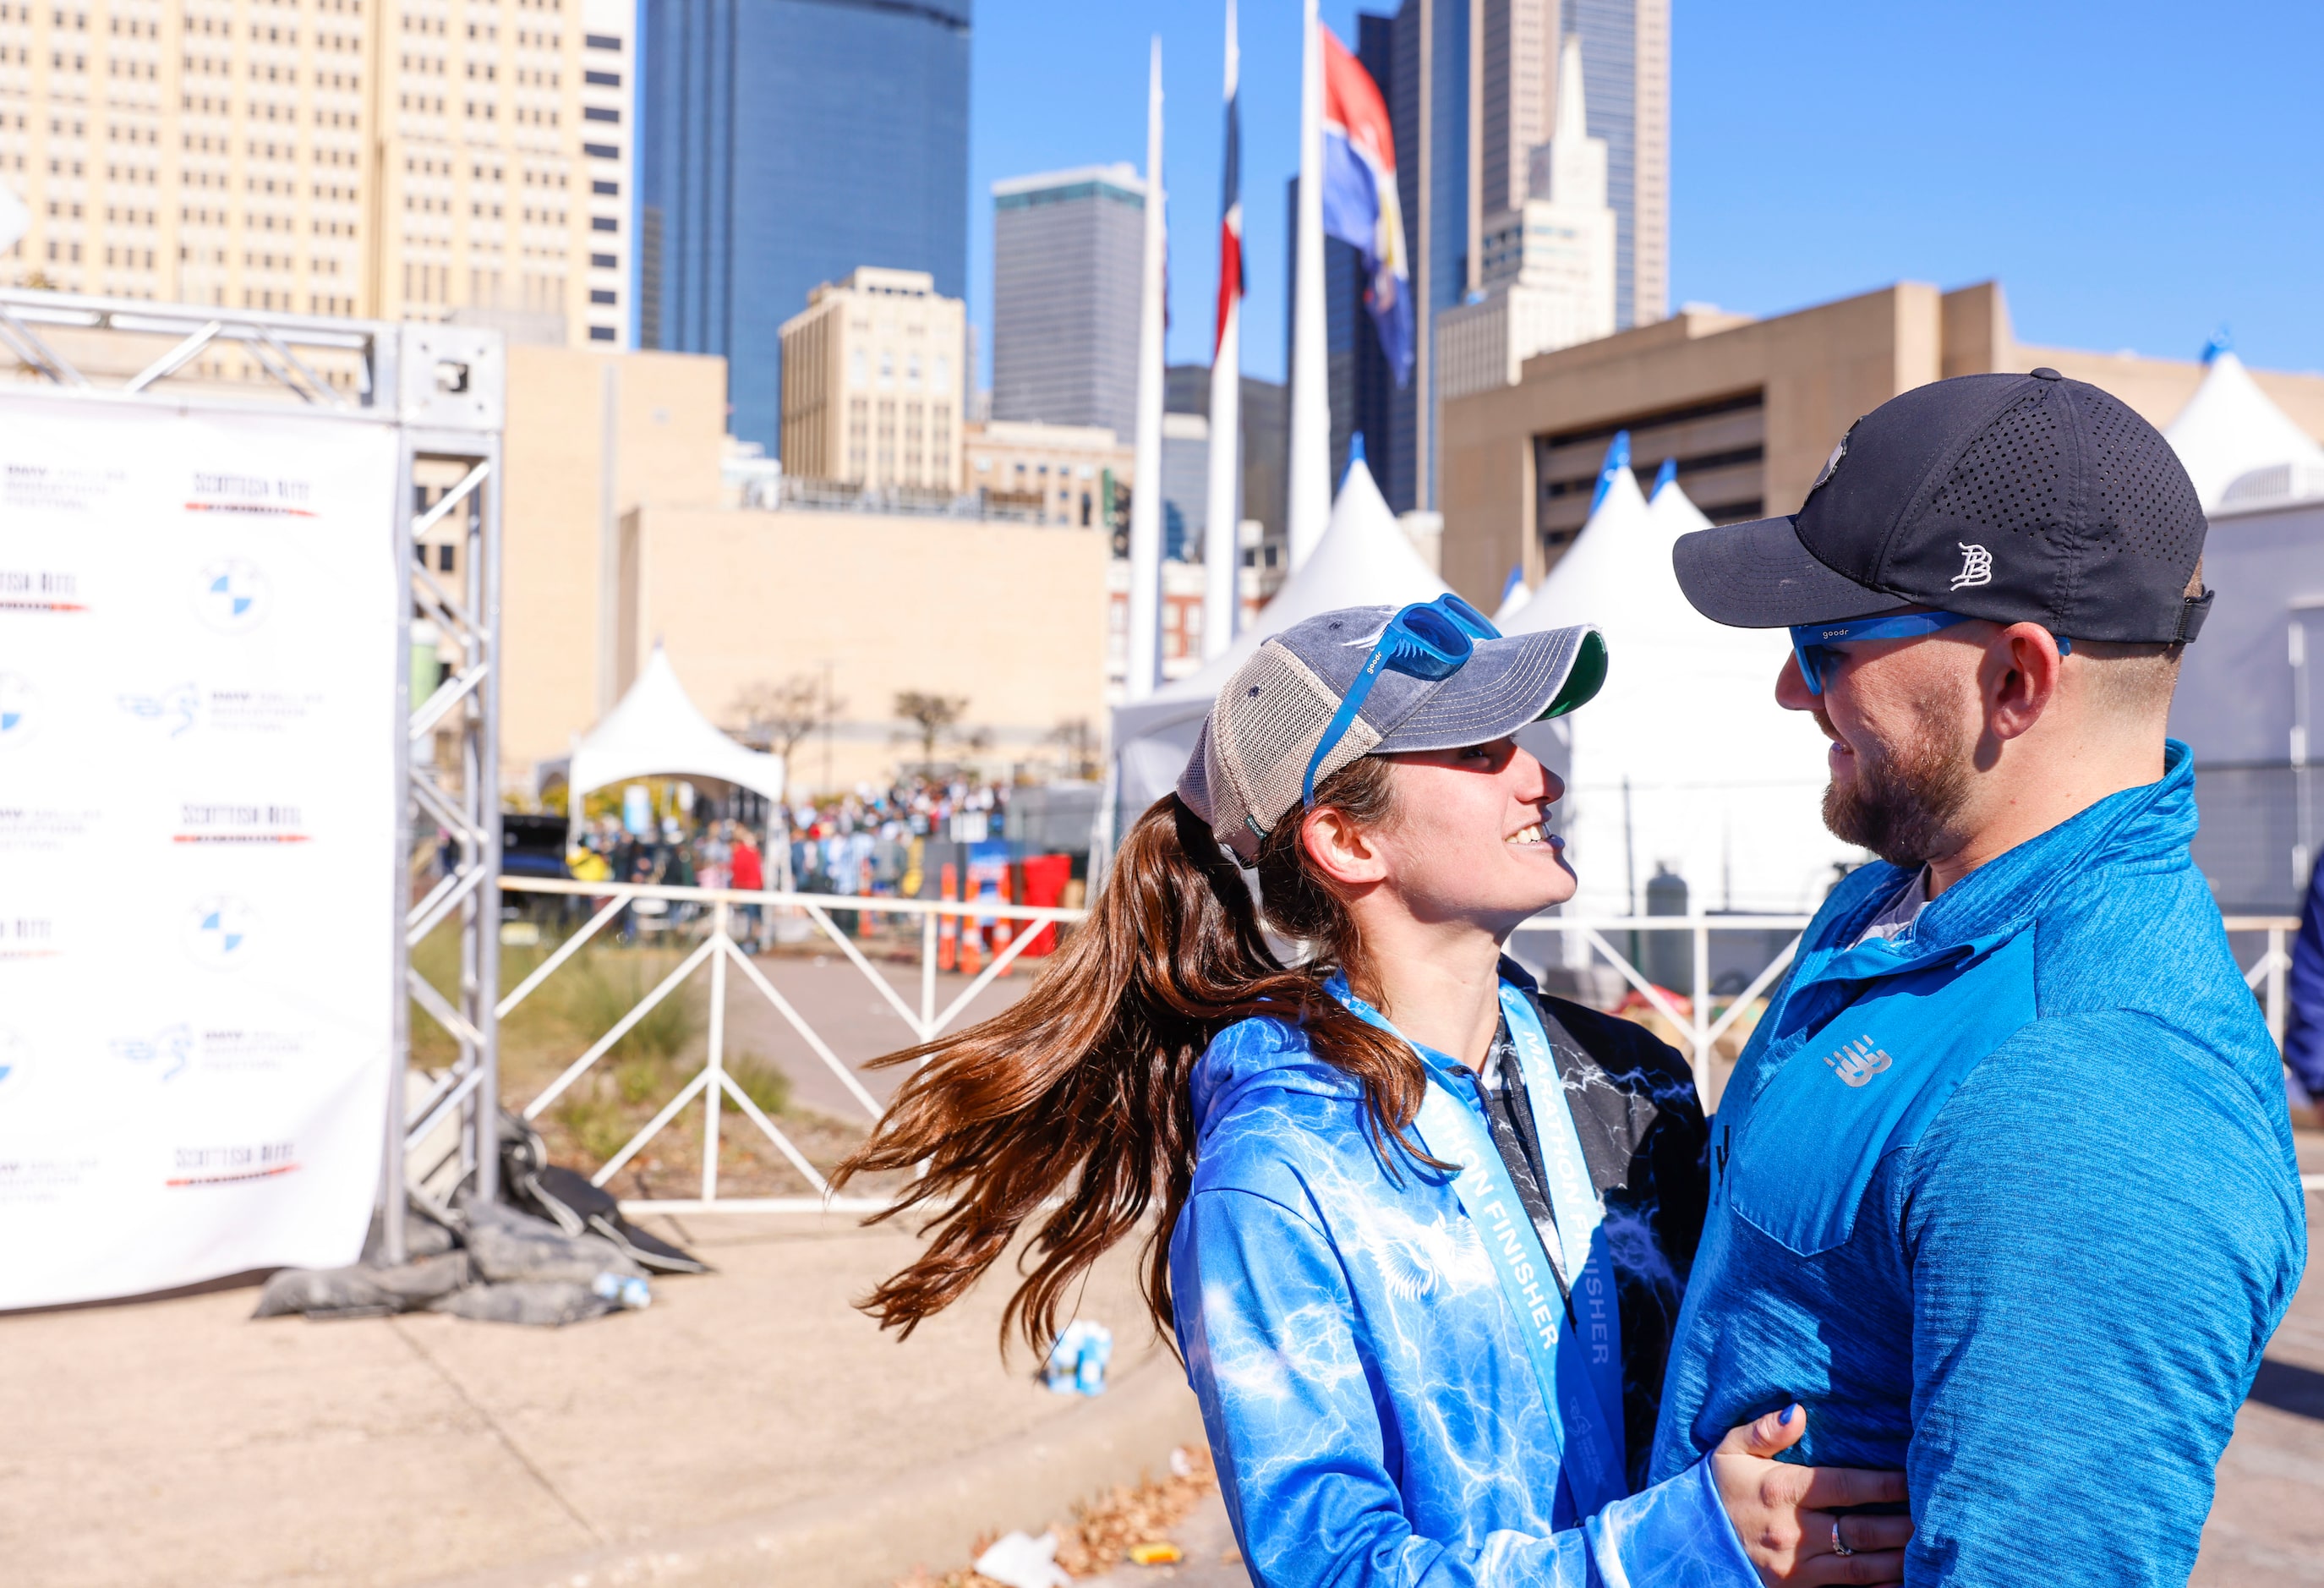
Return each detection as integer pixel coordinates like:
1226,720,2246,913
835,756,1430,1355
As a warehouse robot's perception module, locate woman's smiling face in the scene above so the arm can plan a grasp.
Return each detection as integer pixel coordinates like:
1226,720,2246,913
1364,737,1576,934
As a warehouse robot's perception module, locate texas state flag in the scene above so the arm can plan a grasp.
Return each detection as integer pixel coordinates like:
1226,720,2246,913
1320,26,1412,386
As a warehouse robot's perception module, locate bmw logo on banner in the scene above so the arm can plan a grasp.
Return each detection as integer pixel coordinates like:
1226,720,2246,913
185,894,260,969
0,672,33,746
193,558,271,633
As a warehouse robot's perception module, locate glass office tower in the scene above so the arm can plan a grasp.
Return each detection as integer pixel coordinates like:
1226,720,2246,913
640,0,971,455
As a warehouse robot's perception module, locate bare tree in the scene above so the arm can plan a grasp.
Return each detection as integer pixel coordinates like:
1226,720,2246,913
894,690,971,771
730,673,842,760
1047,716,1102,780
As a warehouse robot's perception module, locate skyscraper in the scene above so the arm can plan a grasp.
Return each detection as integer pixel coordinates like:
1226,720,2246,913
989,163,1144,442
639,0,970,454
1564,0,1666,331
1357,0,1665,508
0,0,634,346
1434,36,1616,402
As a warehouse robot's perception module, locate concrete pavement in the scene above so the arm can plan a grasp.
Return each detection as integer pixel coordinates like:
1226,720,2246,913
0,1213,1200,1588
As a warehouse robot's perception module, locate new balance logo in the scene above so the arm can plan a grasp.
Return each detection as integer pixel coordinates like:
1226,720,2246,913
1951,542,1993,591
1823,1034,1894,1087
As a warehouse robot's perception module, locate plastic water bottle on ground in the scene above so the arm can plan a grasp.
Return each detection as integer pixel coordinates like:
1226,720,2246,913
1042,1319,1113,1396
592,1272,652,1310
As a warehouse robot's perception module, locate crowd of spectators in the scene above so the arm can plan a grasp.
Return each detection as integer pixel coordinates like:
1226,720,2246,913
559,777,1017,945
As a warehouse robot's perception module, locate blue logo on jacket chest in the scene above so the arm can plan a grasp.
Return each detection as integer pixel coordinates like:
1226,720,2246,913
1718,929,2038,1256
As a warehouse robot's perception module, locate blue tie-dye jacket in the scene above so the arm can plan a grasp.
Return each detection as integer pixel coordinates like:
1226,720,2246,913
1168,968,1759,1588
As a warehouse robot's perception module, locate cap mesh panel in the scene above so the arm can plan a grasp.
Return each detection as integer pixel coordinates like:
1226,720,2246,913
2080,386,2205,571
1926,388,2067,539
1210,641,1381,853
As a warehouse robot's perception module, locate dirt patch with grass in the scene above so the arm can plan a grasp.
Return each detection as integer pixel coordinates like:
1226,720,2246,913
410,923,910,1201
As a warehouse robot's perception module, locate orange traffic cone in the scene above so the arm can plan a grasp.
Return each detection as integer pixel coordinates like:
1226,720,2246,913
993,864,1017,976
938,862,959,972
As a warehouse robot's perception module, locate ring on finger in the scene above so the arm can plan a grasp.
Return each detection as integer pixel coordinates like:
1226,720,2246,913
1830,1518,1856,1558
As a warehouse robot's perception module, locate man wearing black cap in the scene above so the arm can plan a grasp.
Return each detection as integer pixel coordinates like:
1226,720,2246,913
1649,369,2306,1583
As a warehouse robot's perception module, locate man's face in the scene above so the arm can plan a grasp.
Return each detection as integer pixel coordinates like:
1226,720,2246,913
1774,629,1983,869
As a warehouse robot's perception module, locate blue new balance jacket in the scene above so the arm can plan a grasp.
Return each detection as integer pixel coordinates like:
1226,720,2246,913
1169,972,1760,1588
1651,741,2308,1585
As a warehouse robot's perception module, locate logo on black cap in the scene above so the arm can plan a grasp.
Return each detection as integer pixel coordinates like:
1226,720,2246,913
1950,544,1993,592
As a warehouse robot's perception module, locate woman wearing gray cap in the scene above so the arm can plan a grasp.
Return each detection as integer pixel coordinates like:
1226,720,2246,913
840,597,1909,1586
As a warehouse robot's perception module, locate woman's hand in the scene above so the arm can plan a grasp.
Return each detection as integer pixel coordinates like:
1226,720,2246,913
1710,1405,1913,1586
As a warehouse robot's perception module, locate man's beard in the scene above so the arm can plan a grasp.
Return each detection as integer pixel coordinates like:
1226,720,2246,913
1818,688,1974,868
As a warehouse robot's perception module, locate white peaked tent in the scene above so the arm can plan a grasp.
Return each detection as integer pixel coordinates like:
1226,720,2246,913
1492,567,1533,626
1502,460,1859,925
2165,348,2324,511
567,645,786,830
1110,452,1448,816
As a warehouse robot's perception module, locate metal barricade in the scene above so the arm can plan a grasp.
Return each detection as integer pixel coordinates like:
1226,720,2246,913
472,883,2315,1211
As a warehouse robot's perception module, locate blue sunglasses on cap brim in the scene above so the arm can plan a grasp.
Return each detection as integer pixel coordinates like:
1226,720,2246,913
1302,594,1502,808
1789,611,2071,695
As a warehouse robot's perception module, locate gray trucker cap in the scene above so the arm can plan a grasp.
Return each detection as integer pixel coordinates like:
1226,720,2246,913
1178,605,1606,862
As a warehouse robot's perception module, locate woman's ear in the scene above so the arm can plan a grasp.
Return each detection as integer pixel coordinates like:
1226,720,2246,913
1302,802,1391,888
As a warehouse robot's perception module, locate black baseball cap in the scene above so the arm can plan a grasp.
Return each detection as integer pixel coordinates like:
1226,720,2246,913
1672,368,2214,643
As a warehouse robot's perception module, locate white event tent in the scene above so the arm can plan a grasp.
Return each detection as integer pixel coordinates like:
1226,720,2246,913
1502,451,1860,925
2164,348,2324,512
1109,451,1448,818
566,644,786,843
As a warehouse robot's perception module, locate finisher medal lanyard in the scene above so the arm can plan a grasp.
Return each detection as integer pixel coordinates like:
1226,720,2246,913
1330,977,1629,1519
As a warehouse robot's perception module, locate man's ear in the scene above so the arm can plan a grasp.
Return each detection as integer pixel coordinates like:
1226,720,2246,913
1302,803,1391,888
1985,622,2066,742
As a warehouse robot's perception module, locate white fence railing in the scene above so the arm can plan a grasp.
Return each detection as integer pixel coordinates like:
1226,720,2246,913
474,879,2311,1212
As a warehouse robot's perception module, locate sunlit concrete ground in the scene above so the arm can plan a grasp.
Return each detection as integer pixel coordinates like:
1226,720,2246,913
0,1216,1200,1588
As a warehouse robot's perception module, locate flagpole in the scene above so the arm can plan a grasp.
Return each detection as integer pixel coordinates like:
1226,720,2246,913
1201,0,1242,660
1126,36,1167,701
1286,0,1329,570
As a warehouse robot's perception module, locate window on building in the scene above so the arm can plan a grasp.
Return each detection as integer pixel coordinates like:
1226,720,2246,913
878,350,893,387
591,179,617,195
589,288,615,304
849,348,867,388
932,353,949,392
585,68,619,85
905,353,920,390
591,216,616,232
590,251,615,268
589,326,615,342
584,32,621,49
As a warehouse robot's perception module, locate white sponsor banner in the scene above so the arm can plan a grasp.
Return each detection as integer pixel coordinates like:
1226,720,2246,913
0,391,400,1308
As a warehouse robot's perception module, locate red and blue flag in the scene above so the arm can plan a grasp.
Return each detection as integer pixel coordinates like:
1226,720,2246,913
1320,26,1411,386
1213,3,1242,353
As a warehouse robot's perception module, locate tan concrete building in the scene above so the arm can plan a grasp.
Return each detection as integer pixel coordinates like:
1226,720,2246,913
498,342,728,783
1437,279,2324,606
962,418,1130,528
620,504,1110,794
494,340,1109,796
777,266,965,492
0,0,633,347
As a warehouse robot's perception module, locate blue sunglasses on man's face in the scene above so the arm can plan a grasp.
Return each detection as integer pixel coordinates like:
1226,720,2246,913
1302,594,1501,807
1788,611,2071,695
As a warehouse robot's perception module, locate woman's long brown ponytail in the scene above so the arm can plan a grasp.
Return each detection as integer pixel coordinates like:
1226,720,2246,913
835,763,1430,1355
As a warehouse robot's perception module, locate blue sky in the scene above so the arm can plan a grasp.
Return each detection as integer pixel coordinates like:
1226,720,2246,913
966,0,2324,386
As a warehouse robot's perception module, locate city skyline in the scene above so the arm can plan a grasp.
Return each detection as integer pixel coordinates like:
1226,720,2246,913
966,0,2324,388
638,0,970,456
